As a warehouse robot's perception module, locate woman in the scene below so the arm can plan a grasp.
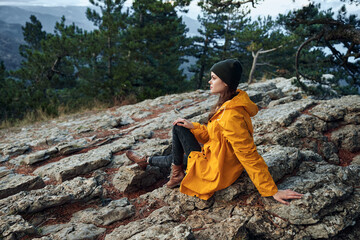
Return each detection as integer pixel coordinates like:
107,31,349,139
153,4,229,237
126,59,303,205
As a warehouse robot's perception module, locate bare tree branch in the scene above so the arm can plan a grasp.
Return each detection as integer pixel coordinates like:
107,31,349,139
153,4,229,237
256,62,278,67
202,0,258,12
248,45,283,84
211,0,257,8
258,46,282,54
51,57,63,75
326,40,359,81
290,3,360,94
293,18,344,27
295,34,321,84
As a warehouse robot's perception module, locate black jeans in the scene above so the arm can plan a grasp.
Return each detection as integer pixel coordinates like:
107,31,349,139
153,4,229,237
149,125,201,168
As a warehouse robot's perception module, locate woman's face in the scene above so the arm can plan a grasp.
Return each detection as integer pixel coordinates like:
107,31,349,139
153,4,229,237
209,72,228,94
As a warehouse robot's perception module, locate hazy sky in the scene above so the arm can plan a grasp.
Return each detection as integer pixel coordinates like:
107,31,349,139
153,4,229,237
0,0,91,6
0,0,358,19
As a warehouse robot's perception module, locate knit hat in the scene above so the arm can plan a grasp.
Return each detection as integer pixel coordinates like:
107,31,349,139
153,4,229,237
210,59,242,90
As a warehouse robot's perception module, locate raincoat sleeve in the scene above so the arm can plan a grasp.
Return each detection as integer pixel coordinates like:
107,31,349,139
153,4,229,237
220,110,278,197
190,122,209,144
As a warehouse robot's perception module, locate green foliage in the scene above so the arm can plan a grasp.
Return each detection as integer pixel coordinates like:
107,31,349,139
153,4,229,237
20,15,46,51
84,0,130,103
237,16,301,82
2,0,358,126
0,61,27,121
278,3,360,96
189,0,251,89
12,16,86,118
124,0,190,99
1,0,191,125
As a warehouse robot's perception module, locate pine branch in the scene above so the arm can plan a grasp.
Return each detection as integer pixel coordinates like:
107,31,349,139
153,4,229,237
295,34,322,85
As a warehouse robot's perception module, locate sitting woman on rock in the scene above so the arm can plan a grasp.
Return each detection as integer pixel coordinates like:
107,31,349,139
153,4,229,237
126,59,303,204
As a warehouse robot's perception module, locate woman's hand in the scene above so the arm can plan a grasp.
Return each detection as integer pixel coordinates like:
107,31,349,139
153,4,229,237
173,118,194,129
272,189,303,205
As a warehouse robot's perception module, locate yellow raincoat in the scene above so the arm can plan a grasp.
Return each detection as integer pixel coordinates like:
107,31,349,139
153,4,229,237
180,90,278,200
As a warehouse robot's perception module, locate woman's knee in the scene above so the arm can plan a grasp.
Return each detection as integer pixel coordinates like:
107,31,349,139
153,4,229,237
173,124,189,134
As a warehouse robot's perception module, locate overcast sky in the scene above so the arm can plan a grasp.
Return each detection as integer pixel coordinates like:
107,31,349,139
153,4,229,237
0,0,358,19
0,0,91,6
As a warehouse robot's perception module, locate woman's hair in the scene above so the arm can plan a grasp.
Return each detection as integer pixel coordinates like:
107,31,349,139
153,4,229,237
207,87,237,121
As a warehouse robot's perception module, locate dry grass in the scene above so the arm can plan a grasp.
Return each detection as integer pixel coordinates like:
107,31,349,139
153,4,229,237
0,96,138,130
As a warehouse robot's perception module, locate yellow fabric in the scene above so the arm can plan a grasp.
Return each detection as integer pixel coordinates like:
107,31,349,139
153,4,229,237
180,90,278,200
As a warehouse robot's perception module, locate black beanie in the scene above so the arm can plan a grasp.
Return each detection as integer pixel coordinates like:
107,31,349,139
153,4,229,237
210,59,242,90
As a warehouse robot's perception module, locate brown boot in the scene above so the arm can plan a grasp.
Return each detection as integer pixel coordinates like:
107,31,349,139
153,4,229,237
125,150,148,170
166,164,185,188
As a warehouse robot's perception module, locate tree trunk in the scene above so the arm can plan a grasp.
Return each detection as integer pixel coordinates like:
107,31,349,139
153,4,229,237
248,50,260,84
198,38,209,89
107,34,112,78
198,63,205,89
248,46,282,84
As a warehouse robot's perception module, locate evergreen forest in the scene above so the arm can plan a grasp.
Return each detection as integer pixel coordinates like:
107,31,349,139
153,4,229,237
0,0,359,127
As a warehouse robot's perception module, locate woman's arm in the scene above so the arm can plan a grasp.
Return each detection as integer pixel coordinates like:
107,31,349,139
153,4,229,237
173,118,209,144
272,189,303,205
173,118,194,129
220,110,302,204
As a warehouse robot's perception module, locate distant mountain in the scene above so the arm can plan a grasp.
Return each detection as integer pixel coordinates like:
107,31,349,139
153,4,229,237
0,5,200,71
0,20,24,70
0,5,95,70
17,6,96,32
0,6,95,33
181,15,201,37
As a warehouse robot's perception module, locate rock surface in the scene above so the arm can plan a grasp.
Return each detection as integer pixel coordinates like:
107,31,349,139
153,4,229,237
0,172,45,199
105,206,194,240
0,177,102,214
71,198,135,226
0,214,36,240
36,223,106,240
0,77,359,239
33,147,112,182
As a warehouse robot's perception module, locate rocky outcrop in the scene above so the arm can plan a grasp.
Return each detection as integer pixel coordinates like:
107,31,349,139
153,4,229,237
0,171,45,199
33,147,112,182
0,214,36,240
71,198,135,226
0,77,359,239
0,177,102,214
105,206,194,240
113,164,164,192
34,223,106,240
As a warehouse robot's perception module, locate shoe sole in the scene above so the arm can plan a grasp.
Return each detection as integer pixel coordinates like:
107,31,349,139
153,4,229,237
166,182,181,188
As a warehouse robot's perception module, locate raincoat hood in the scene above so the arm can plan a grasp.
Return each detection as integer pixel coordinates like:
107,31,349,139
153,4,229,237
222,89,258,117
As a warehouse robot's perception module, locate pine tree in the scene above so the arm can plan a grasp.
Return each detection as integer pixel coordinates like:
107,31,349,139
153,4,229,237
189,0,253,89
125,0,190,99
0,61,27,122
188,12,223,89
13,16,85,117
86,0,130,102
20,15,47,52
0,61,9,121
234,16,299,83
278,3,360,95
